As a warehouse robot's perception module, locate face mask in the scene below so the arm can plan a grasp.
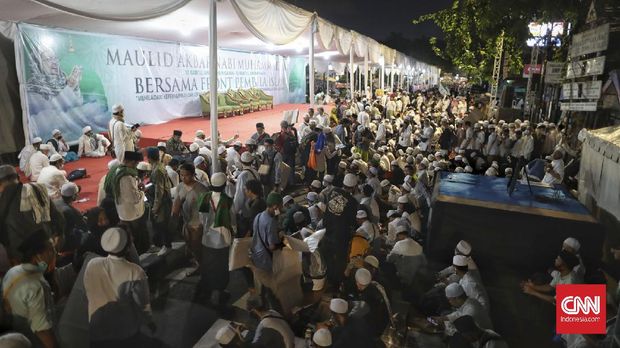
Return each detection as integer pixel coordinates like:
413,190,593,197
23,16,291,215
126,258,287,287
36,261,48,273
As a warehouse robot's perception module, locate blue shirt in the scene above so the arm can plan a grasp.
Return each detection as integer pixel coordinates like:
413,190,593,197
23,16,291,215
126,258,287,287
251,211,280,272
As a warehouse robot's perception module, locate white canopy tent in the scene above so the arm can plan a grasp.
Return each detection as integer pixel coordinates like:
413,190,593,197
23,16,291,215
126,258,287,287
579,125,620,222
0,0,440,167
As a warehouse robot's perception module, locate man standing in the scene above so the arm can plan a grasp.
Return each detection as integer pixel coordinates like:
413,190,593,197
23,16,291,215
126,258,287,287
166,130,188,156
197,172,236,307
251,122,269,146
84,227,152,347
261,138,282,194
234,152,261,235
250,192,283,301
78,126,110,158
146,147,173,256
108,104,134,163
110,151,147,255
273,121,298,187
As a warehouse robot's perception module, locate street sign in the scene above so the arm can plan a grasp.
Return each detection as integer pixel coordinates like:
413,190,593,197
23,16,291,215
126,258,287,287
569,23,610,58
561,80,602,100
522,64,542,78
545,61,564,84
566,56,606,79
560,101,598,111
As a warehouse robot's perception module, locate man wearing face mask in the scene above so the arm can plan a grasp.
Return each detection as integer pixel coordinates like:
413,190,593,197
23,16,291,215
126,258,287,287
2,231,57,348
196,172,236,307
250,192,284,302
47,129,78,162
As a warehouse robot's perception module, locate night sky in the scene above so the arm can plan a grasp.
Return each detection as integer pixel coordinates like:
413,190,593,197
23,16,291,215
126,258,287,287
285,0,454,41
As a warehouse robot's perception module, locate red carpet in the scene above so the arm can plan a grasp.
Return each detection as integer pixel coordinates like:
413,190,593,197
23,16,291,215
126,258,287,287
21,103,322,212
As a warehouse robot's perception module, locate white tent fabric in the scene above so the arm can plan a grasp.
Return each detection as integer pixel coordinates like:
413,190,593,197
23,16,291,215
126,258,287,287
30,0,191,21
317,18,335,50
353,32,367,58
579,125,620,220
230,0,313,45
335,27,353,56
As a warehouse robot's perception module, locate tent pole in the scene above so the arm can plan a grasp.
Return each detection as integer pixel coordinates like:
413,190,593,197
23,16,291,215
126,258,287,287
209,0,219,173
364,54,368,99
309,16,315,108
380,62,384,90
349,47,354,100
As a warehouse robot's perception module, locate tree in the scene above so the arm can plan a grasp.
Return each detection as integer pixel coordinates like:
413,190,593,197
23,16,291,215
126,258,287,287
414,0,595,83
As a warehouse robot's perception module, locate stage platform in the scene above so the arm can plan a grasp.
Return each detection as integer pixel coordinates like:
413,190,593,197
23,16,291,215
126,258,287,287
21,103,318,212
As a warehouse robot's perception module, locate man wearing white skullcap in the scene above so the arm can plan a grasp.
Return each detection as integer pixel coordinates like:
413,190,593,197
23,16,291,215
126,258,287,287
196,171,235,306
96,159,120,206
355,209,379,242
450,254,490,312
83,227,151,344
313,328,332,347
78,125,110,158
36,153,68,199
349,267,391,338
233,151,261,233
53,182,88,238
192,156,211,188
108,103,134,163
28,143,51,181
432,283,492,336
552,237,585,283
387,224,425,286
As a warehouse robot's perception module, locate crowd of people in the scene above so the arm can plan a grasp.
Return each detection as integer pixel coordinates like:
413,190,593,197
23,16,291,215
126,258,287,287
0,87,605,348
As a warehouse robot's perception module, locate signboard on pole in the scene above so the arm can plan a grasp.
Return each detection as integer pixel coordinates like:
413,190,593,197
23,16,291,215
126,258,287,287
566,56,606,79
569,23,610,58
522,64,542,78
560,101,598,111
545,62,564,84
561,81,602,100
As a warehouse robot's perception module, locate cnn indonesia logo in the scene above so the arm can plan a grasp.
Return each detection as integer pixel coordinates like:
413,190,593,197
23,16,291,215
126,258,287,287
556,284,606,334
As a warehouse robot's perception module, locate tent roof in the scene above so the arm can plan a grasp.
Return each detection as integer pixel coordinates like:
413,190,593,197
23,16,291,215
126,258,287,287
0,0,428,69
585,124,620,162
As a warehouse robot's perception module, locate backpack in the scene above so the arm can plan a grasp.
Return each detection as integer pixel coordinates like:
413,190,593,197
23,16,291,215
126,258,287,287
67,168,87,181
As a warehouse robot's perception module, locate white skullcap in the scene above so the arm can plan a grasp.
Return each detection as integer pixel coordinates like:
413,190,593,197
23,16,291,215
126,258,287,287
245,138,257,145
563,237,581,252
307,192,318,202
194,139,205,148
317,202,326,212
60,182,79,197
491,161,499,169
32,137,42,143
50,129,60,136
330,298,348,314
217,146,226,155
233,141,242,147
211,172,227,187
157,142,166,148
49,154,63,162
456,240,472,256
455,167,464,173
339,161,348,169
39,144,50,151
193,156,205,166
215,325,236,345
397,195,409,204
111,104,124,113
464,166,473,173
355,268,372,286
282,195,294,205
196,130,205,137
189,143,199,152
505,168,513,174
311,180,322,189
445,283,465,298
293,211,305,224
107,159,119,169
134,130,142,138
323,174,334,184
368,167,378,176
313,328,332,347
485,168,497,176
240,152,253,163
343,173,358,187
0,332,31,348
380,179,391,188
136,162,151,171
387,210,399,218
309,120,317,125
206,141,212,148
455,155,463,161
101,227,128,253
356,210,367,219
364,255,379,269
453,255,468,267
428,154,436,162
324,127,332,134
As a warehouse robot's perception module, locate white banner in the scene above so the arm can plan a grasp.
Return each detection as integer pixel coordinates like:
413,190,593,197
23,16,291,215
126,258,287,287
17,23,306,143
566,56,606,79
560,101,598,112
569,23,609,58
561,81,602,100
544,62,564,84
